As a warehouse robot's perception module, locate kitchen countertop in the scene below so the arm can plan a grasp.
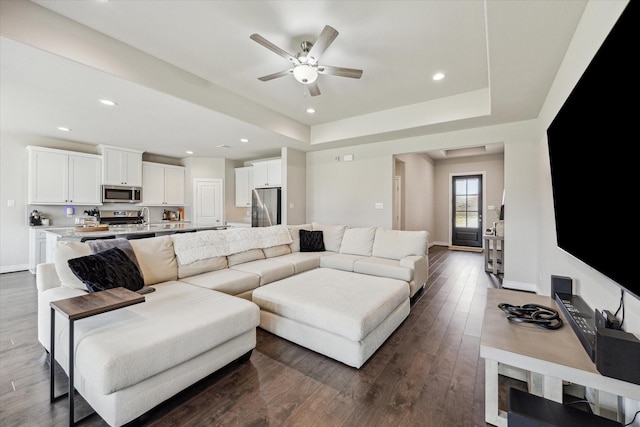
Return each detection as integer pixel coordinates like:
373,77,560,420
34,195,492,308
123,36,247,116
42,223,229,240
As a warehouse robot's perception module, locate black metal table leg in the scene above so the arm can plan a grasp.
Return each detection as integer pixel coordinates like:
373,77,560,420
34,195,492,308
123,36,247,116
68,318,74,427
50,307,55,403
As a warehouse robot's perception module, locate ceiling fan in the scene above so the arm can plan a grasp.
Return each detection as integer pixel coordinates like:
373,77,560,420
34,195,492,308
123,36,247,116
250,25,363,97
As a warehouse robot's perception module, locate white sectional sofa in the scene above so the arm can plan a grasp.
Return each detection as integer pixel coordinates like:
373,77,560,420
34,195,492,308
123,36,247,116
36,223,429,426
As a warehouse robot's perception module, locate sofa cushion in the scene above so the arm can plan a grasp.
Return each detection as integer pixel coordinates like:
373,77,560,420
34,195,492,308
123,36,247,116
320,253,366,272
230,259,295,286
263,244,291,258
179,268,260,295
227,248,265,267
287,224,312,252
300,230,325,252
67,247,144,293
129,236,178,285
371,229,428,260
54,241,92,291
311,223,347,252
270,252,327,274
339,227,376,256
177,256,228,279
60,282,260,395
354,257,414,282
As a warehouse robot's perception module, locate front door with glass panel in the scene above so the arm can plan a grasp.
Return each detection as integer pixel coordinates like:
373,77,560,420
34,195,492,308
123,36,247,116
451,174,483,247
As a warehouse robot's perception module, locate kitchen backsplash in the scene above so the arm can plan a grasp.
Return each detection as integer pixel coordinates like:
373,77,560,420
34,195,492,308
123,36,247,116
27,204,182,227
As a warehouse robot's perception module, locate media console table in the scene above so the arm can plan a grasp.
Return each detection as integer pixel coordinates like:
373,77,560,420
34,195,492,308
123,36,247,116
480,288,640,426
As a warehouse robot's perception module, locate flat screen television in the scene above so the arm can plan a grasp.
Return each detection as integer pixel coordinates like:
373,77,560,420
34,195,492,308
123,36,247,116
547,0,638,301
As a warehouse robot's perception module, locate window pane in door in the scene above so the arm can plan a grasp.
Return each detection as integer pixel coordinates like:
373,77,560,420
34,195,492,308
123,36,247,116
468,178,479,194
467,195,479,211
455,213,466,227
468,212,479,228
456,180,467,195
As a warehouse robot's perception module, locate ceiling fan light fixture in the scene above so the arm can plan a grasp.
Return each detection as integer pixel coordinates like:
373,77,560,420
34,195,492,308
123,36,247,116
293,64,318,84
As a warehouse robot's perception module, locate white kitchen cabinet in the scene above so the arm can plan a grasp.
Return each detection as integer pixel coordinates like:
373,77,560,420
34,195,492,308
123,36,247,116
99,145,143,186
141,161,185,205
27,146,102,205
235,166,253,207
252,159,281,188
28,228,47,274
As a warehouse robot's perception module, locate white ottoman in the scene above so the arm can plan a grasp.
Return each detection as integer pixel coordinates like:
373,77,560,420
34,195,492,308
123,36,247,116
252,268,410,368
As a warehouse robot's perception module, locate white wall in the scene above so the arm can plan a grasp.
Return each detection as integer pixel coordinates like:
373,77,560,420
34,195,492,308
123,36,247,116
306,144,394,228
282,147,306,225
394,153,435,234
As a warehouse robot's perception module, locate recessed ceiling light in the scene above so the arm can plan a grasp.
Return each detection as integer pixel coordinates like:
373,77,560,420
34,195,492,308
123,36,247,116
216,144,231,149
240,138,249,143
306,107,316,114
432,72,446,81
99,99,117,106
57,126,71,132
186,150,194,155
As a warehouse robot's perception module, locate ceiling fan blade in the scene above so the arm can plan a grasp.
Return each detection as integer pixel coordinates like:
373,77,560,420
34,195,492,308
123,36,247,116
307,25,339,63
317,65,363,79
307,82,321,97
258,69,292,82
250,34,299,64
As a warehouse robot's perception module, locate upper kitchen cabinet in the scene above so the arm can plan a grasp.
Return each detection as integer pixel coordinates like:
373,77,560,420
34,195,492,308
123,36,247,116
252,159,281,188
99,145,143,186
235,166,253,207
27,146,102,205
141,161,185,206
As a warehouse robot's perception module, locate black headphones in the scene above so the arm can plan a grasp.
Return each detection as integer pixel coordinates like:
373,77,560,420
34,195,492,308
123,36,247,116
498,303,563,330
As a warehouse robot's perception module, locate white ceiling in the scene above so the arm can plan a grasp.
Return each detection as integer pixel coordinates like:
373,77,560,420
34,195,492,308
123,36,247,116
0,0,587,161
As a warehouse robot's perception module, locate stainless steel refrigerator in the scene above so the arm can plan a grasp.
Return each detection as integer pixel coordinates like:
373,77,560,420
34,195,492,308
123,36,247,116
252,187,281,227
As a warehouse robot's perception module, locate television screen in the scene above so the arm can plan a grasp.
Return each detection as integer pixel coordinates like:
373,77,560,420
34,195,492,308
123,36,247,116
547,0,638,301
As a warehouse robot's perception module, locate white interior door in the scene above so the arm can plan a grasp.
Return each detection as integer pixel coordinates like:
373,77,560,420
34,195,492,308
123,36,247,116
193,179,223,225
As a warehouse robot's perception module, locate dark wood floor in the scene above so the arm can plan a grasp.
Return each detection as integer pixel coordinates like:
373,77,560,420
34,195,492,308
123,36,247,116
0,246,506,426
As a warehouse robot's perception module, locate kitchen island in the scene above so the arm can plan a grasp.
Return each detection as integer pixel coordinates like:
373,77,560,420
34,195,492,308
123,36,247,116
43,223,228,241
41,223,229,263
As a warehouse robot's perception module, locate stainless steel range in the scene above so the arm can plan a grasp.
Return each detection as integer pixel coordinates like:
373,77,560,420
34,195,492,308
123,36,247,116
99,210,144,226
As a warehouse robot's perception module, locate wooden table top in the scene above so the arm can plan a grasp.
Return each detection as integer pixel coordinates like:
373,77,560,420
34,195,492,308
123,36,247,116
50,287,145,320
481,288,640,399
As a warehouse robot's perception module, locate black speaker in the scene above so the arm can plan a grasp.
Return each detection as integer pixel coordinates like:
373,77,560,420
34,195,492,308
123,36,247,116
507,387,622,427
596,327,640,385
551,275,572,296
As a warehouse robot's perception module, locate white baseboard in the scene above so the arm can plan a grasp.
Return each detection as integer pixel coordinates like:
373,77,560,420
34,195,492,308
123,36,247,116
502,279,537,293
0,264,29,274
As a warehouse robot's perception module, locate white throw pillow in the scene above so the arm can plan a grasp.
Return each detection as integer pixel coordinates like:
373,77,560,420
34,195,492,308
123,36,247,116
339,227,376,256
53,241,92,290
311,223,347,253
371,229,428,260
286,224,312,252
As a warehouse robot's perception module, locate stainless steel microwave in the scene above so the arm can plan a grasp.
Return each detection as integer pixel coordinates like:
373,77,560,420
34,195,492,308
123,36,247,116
102,185,142,203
